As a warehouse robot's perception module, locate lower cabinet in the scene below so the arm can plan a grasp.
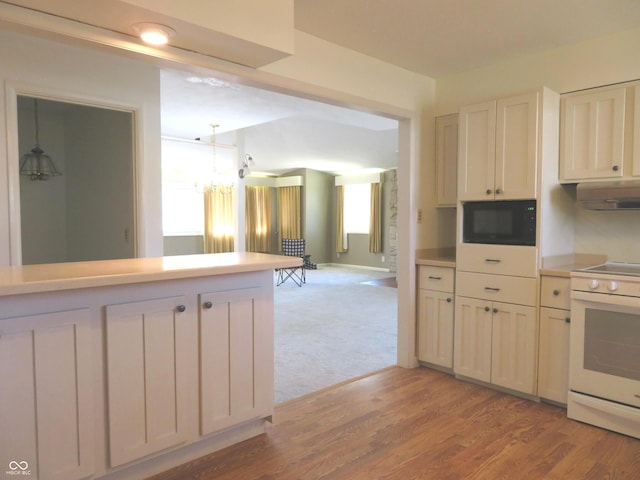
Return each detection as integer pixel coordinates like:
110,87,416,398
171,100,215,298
0,309,95,480
416,266,455,369
538,307,571,404
105,296,197,468
454,296,537,394
200,287,273,435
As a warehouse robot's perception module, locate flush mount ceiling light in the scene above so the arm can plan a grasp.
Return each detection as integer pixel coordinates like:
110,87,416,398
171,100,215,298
133,22,175,45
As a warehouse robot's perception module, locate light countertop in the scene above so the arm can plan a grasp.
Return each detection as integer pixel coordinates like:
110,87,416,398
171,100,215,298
0,252,302,297
415,248,456,268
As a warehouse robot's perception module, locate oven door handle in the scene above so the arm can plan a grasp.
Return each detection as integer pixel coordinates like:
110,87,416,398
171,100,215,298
572,290,640,308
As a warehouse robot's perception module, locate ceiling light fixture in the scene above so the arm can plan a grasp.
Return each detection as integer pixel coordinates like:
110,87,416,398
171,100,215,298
133,22,175,45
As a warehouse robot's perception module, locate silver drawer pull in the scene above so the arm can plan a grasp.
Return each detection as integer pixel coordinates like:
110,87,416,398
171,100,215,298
428,276,442,280
484,287,500,292
484,258,501,263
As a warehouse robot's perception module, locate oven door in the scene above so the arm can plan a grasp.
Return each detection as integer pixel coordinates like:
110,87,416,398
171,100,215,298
570,290,640,409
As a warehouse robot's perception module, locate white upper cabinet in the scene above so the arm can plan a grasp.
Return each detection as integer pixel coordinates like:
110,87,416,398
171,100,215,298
458,91,539,201
560,86,627,181
435,114,459,207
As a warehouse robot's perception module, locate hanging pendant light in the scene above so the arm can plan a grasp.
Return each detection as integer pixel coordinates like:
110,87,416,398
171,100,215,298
19,98,61,181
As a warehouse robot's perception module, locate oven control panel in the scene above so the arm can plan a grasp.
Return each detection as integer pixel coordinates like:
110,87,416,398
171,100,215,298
572,275,640,296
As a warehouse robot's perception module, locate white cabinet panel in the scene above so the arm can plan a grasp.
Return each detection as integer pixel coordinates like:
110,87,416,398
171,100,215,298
417,289,454,368
200,287,273,436
458,101,497,201
538,307,571,404
496,91,539,199
105,296,195,468
436,113,459,206
459,91,539,200
560,87,626,181
491,302,538,394
453,296,492,383
0,309,94,480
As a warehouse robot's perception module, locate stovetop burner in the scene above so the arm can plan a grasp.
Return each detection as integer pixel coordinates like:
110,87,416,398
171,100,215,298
581,262,640,276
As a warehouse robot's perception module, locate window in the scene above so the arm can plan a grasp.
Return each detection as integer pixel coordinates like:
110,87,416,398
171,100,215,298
161,138,235,236
343,183,371,234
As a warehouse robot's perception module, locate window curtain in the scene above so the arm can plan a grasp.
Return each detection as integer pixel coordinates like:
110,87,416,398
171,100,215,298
203,185,235,253
369,182,382,253
335,185,348,252
245,185,272,252
277,186,301,248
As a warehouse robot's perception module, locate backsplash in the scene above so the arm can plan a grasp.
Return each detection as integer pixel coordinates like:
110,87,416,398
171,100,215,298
574,208,640,263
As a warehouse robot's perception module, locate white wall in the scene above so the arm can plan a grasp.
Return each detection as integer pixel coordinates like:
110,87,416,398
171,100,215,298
0,28,162,266
434,26,640,262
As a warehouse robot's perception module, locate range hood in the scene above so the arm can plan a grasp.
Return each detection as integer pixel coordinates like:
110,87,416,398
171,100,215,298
577,181,640,210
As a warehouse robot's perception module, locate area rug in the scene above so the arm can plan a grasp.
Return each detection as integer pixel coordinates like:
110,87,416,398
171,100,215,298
274,265,398,403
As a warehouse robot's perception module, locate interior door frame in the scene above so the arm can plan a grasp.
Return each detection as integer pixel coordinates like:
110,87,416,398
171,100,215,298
5,81,141,265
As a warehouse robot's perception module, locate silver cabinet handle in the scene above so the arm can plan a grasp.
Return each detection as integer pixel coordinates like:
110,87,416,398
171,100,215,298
565,317,571,324
495,188,501,194
484,258,501,263
176,304,186,313
484,287,500,292
428,276,442,280
553,289,560,296
203,301,213,309
446,298,452,303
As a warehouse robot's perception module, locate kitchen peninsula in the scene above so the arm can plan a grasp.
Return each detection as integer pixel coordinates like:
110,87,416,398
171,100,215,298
0,252,301,480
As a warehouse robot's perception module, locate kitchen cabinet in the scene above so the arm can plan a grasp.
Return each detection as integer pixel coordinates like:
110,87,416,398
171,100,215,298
200,287,273,435
0,309,95,480
560,86,627,181
0,254,297,480
454,297,537,394
417,266,455,369
435,113,458,206
454,270,538,395
458,91,539,200
537,276,571,405
105,295,197,467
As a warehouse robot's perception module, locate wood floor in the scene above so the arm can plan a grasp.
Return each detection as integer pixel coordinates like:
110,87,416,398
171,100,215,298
148,366,640,480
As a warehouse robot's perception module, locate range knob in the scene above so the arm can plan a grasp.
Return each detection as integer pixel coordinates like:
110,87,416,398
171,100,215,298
607,281,619,292
589,279,600,290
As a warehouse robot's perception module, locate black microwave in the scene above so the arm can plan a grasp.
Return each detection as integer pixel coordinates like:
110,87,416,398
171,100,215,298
463,200,536,246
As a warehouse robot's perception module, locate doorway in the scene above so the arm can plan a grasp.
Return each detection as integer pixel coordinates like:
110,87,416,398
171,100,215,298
16,96,136,265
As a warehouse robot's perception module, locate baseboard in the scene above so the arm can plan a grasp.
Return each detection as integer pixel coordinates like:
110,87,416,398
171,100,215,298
323,262,390,272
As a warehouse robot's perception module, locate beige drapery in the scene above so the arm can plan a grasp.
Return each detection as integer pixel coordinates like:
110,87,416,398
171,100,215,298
245,185,272,252
203,185,235,253
277,186,301,248
335,185,347,253
369,182,382,253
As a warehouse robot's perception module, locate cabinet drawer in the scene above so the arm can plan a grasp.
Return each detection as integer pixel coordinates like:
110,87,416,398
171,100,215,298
540,276,571,310
457,243,538,277
456,271,538,306
418,266,454,292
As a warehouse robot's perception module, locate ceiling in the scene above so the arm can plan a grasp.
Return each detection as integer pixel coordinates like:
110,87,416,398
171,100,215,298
294,0,640,78
6,0,640,175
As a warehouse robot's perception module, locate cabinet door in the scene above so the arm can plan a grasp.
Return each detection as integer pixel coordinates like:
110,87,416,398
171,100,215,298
561,87,626,180
0,309,94,480
105,296,195,467
436,113,459,206
458,100,497,201
538,307,570,404
495,91,539,199
200,287,273,436
453,296,492,382
491,302,537,394
417,289,454,368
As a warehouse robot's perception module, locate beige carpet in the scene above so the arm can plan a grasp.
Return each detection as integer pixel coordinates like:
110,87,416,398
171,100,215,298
274,265,398,403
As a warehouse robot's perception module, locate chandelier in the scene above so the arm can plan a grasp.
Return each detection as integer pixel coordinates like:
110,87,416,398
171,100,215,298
195,124,234,194
19,98,62,181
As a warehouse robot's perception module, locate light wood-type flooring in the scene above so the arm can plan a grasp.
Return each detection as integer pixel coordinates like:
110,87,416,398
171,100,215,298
148,366,640,480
